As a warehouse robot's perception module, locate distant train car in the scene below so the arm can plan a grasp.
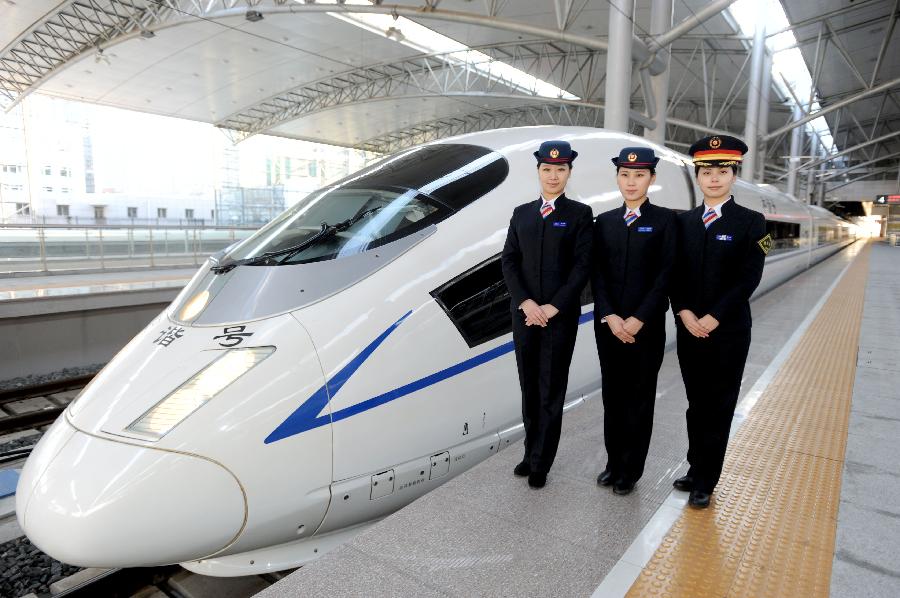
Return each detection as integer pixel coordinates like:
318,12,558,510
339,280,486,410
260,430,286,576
16,127,857,576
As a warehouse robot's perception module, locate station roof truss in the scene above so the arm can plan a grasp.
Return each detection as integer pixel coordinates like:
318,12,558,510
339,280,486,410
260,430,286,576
0,0,898,192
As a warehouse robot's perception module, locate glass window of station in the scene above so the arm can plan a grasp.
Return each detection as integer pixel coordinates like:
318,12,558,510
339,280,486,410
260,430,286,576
224,144,509,266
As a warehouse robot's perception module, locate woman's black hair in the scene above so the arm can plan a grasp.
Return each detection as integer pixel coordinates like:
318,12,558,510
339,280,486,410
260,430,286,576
537,162,573,169
695,164,738,176
616,167,656,175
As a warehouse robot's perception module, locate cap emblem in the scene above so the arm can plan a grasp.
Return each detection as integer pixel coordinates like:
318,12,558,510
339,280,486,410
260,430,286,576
709,136,721,149
627,152,638,162
549,148,560,159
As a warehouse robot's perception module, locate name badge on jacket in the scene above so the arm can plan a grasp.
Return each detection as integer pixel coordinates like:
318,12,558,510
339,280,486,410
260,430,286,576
637,226,653,233
553,221,567,228
715,234,733,241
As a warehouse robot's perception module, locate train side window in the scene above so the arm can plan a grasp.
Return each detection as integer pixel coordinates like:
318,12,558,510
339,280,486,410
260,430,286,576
817,224,837,245
432,255,593,348
765,220,802,254
432,255,511,348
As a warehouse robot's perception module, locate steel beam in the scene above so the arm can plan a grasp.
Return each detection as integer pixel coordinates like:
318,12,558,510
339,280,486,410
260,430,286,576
870,0,899,87
215,41,662,141
819,150,900,182
764,76,900,141
666,117,738,137
647,0,739,52
824,19,868,90
778,130,900,181
0,0,675,111
764,0,885,38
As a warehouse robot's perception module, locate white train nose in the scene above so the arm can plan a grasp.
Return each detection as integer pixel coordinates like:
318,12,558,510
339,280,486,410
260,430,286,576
16,417,246,567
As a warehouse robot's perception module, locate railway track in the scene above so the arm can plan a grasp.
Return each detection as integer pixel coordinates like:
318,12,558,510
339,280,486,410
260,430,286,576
0,375,92,437
48,564,292,598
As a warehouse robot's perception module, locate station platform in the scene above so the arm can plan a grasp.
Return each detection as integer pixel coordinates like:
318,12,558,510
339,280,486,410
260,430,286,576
0,267,193,316
0,267,194,382
256,240,899,598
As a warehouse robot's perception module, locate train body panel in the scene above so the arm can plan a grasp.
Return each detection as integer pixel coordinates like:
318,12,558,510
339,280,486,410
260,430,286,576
16,126,859,575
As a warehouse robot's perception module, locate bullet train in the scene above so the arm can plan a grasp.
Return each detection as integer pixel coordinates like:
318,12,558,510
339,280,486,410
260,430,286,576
16,127,857,576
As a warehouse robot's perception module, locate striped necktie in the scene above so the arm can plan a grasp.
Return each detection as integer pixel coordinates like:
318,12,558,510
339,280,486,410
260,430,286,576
540,201,554,218
702,207,718,228
624,210,638,226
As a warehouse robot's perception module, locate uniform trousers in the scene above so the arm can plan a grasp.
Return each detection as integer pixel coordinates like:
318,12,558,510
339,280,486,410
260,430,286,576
512,310,579,474
676,325,751,493
596,321,666,483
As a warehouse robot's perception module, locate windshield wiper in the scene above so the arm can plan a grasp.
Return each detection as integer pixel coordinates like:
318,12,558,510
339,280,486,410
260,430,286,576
211,207,381,274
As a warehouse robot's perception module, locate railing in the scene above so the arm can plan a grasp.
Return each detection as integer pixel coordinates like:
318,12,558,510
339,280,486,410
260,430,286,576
0,224,258,274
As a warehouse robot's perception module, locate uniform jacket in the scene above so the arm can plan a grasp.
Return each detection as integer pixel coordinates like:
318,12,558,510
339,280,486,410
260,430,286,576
591,200,677,325
670,197,767,331
501,194,593,315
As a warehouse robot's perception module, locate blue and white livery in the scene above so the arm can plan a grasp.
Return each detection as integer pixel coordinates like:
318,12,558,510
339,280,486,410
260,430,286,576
17,127,856,576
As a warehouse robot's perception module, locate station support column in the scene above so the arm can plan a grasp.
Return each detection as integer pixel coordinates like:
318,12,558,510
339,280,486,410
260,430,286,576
805,133,818,205
604,0,635,132
742,12,767,182
786,104,803,198
644,0,673,144
756,51,773,182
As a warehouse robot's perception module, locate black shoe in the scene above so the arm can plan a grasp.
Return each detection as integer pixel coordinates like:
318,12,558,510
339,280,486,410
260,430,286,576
596,469,614,486
673,475,694,491
688,490,711,508
612,479,635,495
528,472,547,488
514,460,531,477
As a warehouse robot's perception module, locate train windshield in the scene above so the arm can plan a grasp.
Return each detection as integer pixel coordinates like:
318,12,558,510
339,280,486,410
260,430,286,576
222,144,508,266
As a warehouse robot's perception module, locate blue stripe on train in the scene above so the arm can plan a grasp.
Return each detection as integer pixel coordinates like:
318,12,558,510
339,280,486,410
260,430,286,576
264,309,595,444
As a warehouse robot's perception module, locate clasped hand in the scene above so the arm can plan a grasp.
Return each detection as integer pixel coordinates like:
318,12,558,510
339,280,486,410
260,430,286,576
606,314,643,344
521,299,558,327
678,309,719,338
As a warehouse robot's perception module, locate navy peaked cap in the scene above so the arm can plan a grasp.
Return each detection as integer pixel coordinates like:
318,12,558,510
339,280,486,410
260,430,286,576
688,135,748,166
611,146,659,169
534,140,577,165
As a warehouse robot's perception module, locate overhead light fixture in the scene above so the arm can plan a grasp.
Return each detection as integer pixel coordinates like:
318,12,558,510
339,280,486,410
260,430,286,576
140,28,156,39
316,0,578,101
94,48,111,65
385,26,404,42
246,10,264,22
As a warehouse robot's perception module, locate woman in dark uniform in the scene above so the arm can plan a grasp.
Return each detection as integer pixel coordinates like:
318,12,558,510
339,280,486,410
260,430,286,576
501,140,593,489
592,147,676,496
670,135,770,508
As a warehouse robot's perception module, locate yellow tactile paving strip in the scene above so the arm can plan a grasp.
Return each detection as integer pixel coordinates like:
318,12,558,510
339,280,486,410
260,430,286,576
626,242,872,598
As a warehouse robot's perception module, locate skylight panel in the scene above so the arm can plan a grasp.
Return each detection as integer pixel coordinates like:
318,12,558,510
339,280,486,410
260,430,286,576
729,0,838,155
298,0,578,100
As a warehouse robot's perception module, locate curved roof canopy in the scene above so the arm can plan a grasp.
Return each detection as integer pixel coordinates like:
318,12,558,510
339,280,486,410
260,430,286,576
1,0,898,187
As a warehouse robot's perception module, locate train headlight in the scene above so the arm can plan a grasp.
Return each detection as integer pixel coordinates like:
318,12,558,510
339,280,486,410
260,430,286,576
126,346,274,440
179,290,210,322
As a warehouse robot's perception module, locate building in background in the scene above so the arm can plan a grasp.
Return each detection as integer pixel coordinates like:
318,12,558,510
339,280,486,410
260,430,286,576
0,94,377,227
